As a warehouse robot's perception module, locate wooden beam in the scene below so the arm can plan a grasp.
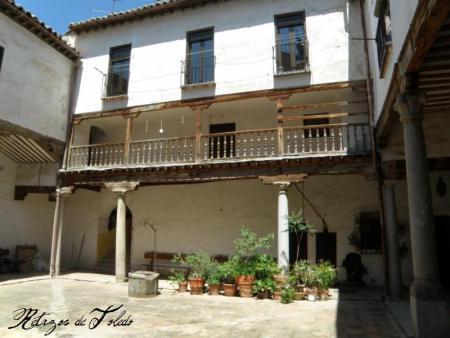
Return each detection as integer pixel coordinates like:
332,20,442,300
281,112,368,122
281,100,367,112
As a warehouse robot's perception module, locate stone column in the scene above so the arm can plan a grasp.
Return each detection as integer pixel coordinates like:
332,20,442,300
276,182,290,273
55,187,74,276
395,78,449,337
382,182,402,299
105,182,139,283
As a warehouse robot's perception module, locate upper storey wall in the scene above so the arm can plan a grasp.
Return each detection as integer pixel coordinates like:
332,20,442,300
72,0,366,115
364,0,419,122
0,14,74,142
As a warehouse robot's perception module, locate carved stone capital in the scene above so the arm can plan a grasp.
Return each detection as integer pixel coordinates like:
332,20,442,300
274,182,290,191
57,186,74,197
105,181,139,194
394,93,423,123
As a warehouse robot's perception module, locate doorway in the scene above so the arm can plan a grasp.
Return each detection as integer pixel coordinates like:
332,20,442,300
435,215,450,289
289,232,308,264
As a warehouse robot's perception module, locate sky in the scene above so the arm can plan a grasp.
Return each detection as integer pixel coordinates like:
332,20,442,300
16,0,157,34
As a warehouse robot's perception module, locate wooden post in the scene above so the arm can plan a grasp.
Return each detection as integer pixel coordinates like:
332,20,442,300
124,116,133,165
195,108,203,162
273,97,289,156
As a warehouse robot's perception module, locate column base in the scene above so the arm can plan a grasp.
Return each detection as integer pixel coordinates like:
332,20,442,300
116,274,127,283
410,280,449,338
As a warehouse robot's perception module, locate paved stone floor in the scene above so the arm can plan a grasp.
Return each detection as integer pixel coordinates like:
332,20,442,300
0,273,407,338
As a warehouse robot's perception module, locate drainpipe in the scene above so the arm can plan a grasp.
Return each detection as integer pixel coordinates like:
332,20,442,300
358,0,389,294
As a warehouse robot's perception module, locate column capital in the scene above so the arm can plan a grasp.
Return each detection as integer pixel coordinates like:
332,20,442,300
56,186,74,197
394,93,425,123
274,182,290,191
105,181,139,194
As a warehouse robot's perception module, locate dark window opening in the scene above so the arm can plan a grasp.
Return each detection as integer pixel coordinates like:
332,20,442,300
209,123,235,159
0,46,4,75
186,28,214,85
106,44,131,97
359,211,382,253
375,0,392,71
275,12,308,73
304,117,330,138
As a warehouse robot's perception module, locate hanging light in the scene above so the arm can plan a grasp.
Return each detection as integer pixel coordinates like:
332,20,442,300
436,177,447,197
159,119,164,134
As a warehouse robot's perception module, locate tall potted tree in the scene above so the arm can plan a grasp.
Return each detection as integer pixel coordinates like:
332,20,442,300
234,227,274,298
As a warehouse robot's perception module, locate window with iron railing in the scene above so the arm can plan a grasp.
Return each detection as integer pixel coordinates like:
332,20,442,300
274,12,308,74
183,28,215,86
106,44,131,97
375,0,392,72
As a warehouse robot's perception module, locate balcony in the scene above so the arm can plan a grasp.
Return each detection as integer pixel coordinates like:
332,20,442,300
274,40,309,75
67,123,370,170
181,52,215,88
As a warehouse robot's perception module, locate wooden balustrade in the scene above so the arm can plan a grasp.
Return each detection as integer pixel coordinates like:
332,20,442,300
68,142,125,168
67,123,370,169
129,136,195,165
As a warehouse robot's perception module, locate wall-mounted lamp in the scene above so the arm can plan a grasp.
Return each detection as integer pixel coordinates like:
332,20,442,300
436,177,447,197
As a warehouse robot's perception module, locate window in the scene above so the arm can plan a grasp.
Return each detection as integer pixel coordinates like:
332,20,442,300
185,28,214,85
303,117,330,138
0,46,4,75
209,123,235,159
359,212,382,253
375,0,392,71
275,12,308,74
106,44,131,97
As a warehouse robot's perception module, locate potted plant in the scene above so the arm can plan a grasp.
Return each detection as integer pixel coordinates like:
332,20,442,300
233,226,274,298
289,260,311,300
206,260,221,296
168,270,188,293
280,286,295,304
303,263,319,301
219,257,239,297
288,210,315,262
174,252,213,295
315,261,336,301
252,278,276,299
342,252,367,286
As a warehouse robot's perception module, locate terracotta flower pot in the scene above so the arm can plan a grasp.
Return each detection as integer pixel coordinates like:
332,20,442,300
319,289,329,301
208,284,221,296
294,291,305,301
273,274,288,291
256,290,270,299
189,277,205,295
223,283,237,297
238,280,254,298
178,281,188,293
272,291,282,302
236,275,255,285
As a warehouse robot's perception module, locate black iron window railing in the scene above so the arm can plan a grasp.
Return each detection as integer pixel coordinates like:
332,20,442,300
105,64,130,97
274,39,309,74
182,52,215,86
375,0,392,70
274,12,308,74
105,44,131,97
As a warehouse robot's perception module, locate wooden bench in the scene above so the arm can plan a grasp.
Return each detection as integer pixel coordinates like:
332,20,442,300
142,251,229,278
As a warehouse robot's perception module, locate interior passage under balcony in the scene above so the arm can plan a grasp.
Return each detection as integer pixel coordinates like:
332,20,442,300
66,88,372,171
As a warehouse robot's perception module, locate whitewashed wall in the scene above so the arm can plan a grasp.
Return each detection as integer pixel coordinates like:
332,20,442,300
0,14,73,142
72,0,366,115
0,153,55,264
364,0,419,121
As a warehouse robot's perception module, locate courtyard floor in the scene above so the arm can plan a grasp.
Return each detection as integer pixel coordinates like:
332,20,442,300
0,273,408,338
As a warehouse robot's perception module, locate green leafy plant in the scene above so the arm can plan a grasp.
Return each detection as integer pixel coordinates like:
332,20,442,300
168,270,186,287
289,260,311,287
281,286,295,304
288,210,315,262
206,260,221,285
315,261,336,290
233,226,274,277
252,278,276,293
219,256,240,284
253,254,281,280
173,252,215,279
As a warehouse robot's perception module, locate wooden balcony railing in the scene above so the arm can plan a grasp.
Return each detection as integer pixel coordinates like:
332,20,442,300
67,123,370,169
